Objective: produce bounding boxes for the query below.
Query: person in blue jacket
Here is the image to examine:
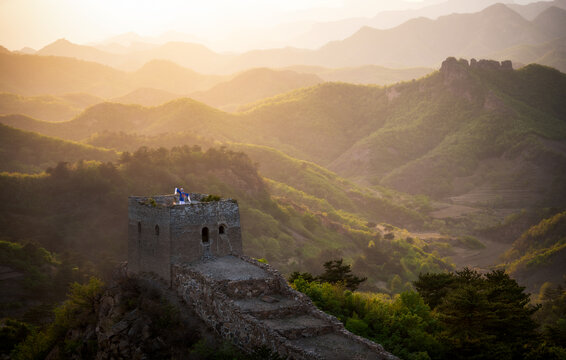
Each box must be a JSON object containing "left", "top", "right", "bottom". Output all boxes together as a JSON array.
[{"left": 175, "top": 187, "right": 191, "bottom": 204}]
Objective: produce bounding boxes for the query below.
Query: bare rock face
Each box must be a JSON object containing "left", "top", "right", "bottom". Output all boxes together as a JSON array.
[
  {"left": 440, "top": 57, "right": 471, "bottom": 84},
  {"left": 469, "top": 58, "right": 513, "bottom": 71},
  {"left": 442, "top": 57, "right": 514, "bottom": 76},
  {"left": 501, "top": 60, "right": 513, "bottom": 70},
  {"left": 439, "top": 57, "right": 514, "bottom": 107}
]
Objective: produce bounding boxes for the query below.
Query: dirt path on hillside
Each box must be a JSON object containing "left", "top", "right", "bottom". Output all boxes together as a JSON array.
[{"left": 449, "top": 238, "right": 512, "bottom": 271}]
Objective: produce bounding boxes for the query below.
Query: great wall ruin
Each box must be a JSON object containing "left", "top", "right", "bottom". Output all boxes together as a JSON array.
[{"left": 128, "top": 193, "right": 397, "bottom": 359}]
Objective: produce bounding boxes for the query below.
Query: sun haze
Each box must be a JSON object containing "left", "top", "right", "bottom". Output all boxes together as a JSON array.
[{"left": 0, "top": 0, "right": 437, "bottom": 51}]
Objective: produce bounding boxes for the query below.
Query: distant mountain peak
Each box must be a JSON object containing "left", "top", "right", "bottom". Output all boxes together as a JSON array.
[
  {"left": 533, "top": 5, "right": 566, "bottom": 22},
  {"left": 51, "top": 38, "right": 73, "bottom": 46},
  {"left": 479, "top": 2, "right": 525, "bottom": 19},
  {"left": 38, "top": 38, "right": 77, "bottom": 52}
]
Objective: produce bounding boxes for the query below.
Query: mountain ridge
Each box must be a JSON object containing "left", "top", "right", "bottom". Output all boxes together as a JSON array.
[{"left": 24, "top": 3, "right": 566, "bottom": 72}]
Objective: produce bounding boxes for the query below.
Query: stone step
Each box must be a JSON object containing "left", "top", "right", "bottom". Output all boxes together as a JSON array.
[
  {"left": 221, "top": 278, "right": 280, "bottom": 299},
  {"left": 260, "top": 315, "right": 335, "bottom": 340},
  {"left": 233, "top": 295, "right": 307, "bottom": 319},
  {"left": 290, "top": 333, "right": 389, "bottom": 360}
]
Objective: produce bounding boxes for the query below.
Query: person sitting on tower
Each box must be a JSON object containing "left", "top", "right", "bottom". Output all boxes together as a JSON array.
[{"left": 175, "top": 187, "right": 191, "bottom": 205}]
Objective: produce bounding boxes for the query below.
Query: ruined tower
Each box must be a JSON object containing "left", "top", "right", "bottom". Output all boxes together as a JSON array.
[{"left": 127, "top": 193, "right": 242, "bottom": 283}]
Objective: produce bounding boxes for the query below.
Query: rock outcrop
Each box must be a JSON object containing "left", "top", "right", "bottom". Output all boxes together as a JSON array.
[{"left": 440, "top": 57, "right": 514, "bottom": 78}]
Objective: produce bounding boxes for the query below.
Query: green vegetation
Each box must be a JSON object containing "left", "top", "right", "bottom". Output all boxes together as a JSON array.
[
  {"left": 4, "top": 63, "right": 565, "bottom": 213},
  {"left": 0, "top": 319, "right": 32, "bottom": 357},
  {"left": 232, "top": 143, "right": 426, "bottom": 229},
  {"left": 501, "top": 211, "right": 566, "bottom": 292},
  {"left": 292, "top": 278, "right": 443, "bottom": 360},
  {"left": 84, "top": 130, "right": 215, "bottom": 153},
  {"left": 414, "top": 269, "right": 540, "bottom": 359},
  {"left": 289, "top": 258, "right": 366, "bottom": 291},
  {"left": 202, "top": 194, "right": 222, "bottom": 202},
  {"left": 293, "top": 267, "right": 562, "bottom": 360},
  {"left": 11, "top": 277, "right": 104, "bottom": 359},
  {"left": 0, "top": 123, "right": 118, "bottom": 173},
  {"left": 0, "top": 241, "right": 58, "bottom": 295},
  {"left": 534, "top": 282, "right": 566, "bottom": 350},
  {"left": 0, "top": 92, "right": 86, "bottom": 122},
  {"left": 0, "top": 143, "right": 451, "bottom": 293},
  {"left": 0, "top": 240, "right": 90, "bottom": 324},
  {"left": 192, "top": 68, "right": 323, "bottom": 112}
]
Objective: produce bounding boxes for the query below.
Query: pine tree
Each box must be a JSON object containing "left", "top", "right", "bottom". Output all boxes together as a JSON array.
[{"left": 317, "top": 259, "right": 367, "bottom": 291}]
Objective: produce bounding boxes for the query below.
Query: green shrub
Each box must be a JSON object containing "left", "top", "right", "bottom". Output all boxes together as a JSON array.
[{"left": 202, "top": 194, "right": 222, "bottom": 202}]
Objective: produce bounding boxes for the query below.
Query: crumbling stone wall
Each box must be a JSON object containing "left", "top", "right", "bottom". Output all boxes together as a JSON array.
[
  {"left": 172, "top": 256, "right": 397, "bottom": 360},
  {"left": 128, "top": 194, "right": 395, "bottom": 359}
]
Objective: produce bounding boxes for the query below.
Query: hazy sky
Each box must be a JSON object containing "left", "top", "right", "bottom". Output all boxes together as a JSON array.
[
  {"left": 0, "top": 0, "right": 539, "bottom": 51},
  {"left": 0, "top": 0, "right": 435, "bottom": 50}
]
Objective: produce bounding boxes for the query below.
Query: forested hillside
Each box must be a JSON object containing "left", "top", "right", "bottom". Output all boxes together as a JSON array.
[
  {"left": 5, "top": 57, "right": 564, "bottom": 211},
  {"left": 0, "top": 143, "right": 453, "bottom": 294},
  {"left": 503, "top": 211, "right": 566, "bottom": 291},
  {"left": 191, "top": 68, "right": 323, "bottom": 112},
  {"left": 0, "top": 124, "right": 117, "bottom": 173},
  {"left": 0, "top": 93, "right": 98, "bottom": 122}
]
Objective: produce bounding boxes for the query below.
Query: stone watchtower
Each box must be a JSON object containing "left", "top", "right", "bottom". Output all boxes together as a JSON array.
[{"left": 127, "top": 193, "right": 242, "bottom": 284}]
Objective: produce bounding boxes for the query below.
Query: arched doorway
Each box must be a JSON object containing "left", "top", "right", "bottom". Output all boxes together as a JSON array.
[{"left": 201, "top": 227, "right": 209, "bottom": 243}]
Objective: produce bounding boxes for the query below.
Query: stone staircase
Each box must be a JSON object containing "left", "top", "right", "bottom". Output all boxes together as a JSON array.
[{"left": 172, "top": 255, "right": 397, "bottom": 360}]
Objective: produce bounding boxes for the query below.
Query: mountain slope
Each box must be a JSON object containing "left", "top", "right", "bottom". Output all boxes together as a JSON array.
[
  {"left": 490, "top": 36, "right": 566, "bottom": 72},
  {"left": 36, "top": 38, "right": 122, "bottom": 67},
  {"left": 36, "top": 40, "right": 231, "bottom": 72},
  {"left": 503, "top": 211, "right": 566, "bottom": 292},
  {"left": 237, "top": 82, "right": 388, "bottom": 164},
  {"left": 191, "top": 68, "right": 323, "bottom": 112},
  {"left": 531, "top": 6, "right": 566, "bottom": 39},
  {"left": 330, "top": 59, "right": 566, "bottom": 205},
  {"left": 229, "top": 143, "right": 426, "bottom": 228},
  {"left": 4, "top": 58, "right": 566, "bottom": 210},
  {"left": 285, "top": 65, "right": 433, "bottom": 85},
  {"left": 0, "top": 53, "right": 225, "bottom": 98},
  {"left": 130, "top": 59, "right": 226, "bottom": 94},
  {"left": 0, "top": 52, "right": 129, "bottom": 97},
  {"left": 316, "top": 4, "right": 548, "bottom": 68},
  {"left": 0, "top": 93, "right": 85, "bottom": 122},
  {"left": 508, "top": 0, "right": 566, "bottom": 21},
  {"left": 0, "top": 123, "right": 117, "bottom": 173},
  {"left": 110, "top": 88, "right": 181, "bottom": 107},
  {"left": 0, "top": 99, "right": 234, "bottom": 141}
]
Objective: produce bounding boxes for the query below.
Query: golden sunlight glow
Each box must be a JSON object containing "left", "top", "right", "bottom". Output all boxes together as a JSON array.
[{"left": 0, "top": 0, "right": 433, "bottom": 51}]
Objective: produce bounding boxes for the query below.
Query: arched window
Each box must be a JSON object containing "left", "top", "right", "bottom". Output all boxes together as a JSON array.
[
  {"left": 138, "top": 222, "right": 142, "bottom": 233},
  {"left": 155, "top": 224, "right": 160, "bottom": 236},
  {"left": 219, "top": 225, "right": 225, "bottom": 234},
  {"left": 202, "top": 227, "right": 209, "bottom": 243}
]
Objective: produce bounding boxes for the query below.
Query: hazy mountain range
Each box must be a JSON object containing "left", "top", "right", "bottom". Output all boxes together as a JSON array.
[
  {"left": 4, "top": 58, "right": 565, "bottom": 209},
  {"left": 0, "top": 51, "right": 431, "bottom": 112},
  {"left": 21, "top": 2, "right": 565, "bottom": 73}
]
